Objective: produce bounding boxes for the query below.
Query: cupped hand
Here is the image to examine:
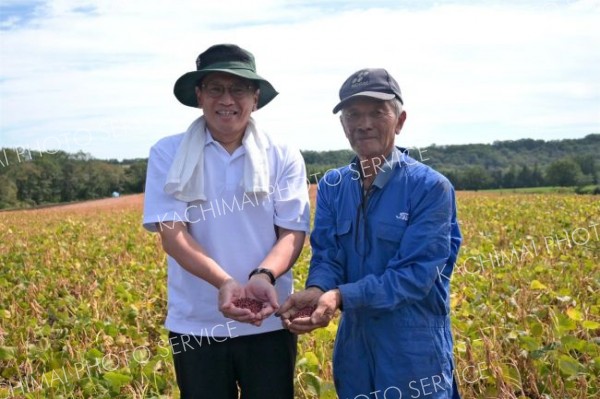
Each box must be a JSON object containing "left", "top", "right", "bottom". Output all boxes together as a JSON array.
[
  {"left": 244, "top": 276, "right": 280, "bottom": 326},
  {"left": 218, "top": 279, "right": 258, "bottom": 324},
  {"left": 278, "top": 287, "right": 331, "bottom": 334}
]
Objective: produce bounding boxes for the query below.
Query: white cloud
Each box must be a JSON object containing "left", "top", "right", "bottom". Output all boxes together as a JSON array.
[{"left": 1, "top": 0, "right": 599, "bottom": 159}]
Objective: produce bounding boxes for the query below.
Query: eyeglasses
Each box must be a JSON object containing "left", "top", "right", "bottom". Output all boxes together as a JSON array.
[{"left": 201, "top": 83, "right": 256, "bottom": 99}]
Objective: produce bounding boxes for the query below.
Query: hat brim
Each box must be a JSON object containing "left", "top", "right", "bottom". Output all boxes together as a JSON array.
[
  {"left": 173, "top": 68, "right": 278, "bottom": 110},
  {"left": 332, "top": 91, "right": 397, "bottom": 114}
]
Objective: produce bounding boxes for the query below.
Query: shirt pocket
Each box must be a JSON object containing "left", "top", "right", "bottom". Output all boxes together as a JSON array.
[
  {"left": 336, "top": 219, "right": 352, "bottom": 236},
  {"left": 375, "top": 220, "right": 407, "bottom": 241},
  {"left": 333, "top": 219, "right": 352, "bottom": 264},
  {"left": 374, "top": 221, "right": 407, "bottom": 255}
]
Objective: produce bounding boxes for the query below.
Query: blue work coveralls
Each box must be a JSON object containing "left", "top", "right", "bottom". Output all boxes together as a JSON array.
[{"left": 306, "top": 148, "right": 462, "bottom": 399}]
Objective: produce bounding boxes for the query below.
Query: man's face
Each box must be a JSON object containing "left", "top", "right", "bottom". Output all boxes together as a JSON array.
[
  {"left": 195, "top": 72, "right": 259, "bottom": 141},
  {"left": 340, "top": 97, "right": 406, "bottom": 160}
]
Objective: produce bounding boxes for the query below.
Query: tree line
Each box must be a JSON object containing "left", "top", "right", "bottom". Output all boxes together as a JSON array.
[
  {"left": 1, "top": 134, "right": 598, "bottom": 209},
  {"left": 0, "top": 149, "right": 147, "bottom": 209},
  {"left": 427, "top": 134, "right": 599, "bottom": 191},
  {"left": 304, "top": 134, "right": 599, "bottom": 192}
]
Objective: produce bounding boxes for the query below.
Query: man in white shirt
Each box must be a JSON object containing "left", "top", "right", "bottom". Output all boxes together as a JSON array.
[{"left": 143, "top": 43, "right": 310, "bottom": 399}]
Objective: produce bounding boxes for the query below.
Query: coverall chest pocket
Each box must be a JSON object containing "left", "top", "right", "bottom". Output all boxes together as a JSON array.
[
  {"left": 333, "top": 219, "right": 352, "bottom": 262},
  {"left": 335, "top": 219, "right": 352, "bottom": 240},
  {"left": 374, "top": 221, "right": 407, "bottom": 257}
]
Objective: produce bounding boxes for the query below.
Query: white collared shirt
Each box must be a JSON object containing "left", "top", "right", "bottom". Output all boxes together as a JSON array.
[{"left": 143, "top": 127, "right": 310, "bottom": 337}]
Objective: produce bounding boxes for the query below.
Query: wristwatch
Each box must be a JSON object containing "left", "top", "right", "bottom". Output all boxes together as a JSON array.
[{"left": 248, "top": 268, "right": 276, "bottom": 285}]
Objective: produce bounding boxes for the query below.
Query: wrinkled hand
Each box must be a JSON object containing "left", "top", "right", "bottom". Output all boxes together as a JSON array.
[
  {"left": 278, "top": 287, "right": 340, "bottom": 334},
  {"left": 310, "top": 289, "right": 341, "bottom": 327},
  {"left": 218, "top": 279, "right": 259, "bottom": 324},
  {"left": 244, "top": 276, "right": 280, "bottom": 326}
]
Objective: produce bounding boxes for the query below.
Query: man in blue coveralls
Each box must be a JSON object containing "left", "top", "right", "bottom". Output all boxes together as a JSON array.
[{"left": 278, "top": 68, "right": 462, "bottom": 399}]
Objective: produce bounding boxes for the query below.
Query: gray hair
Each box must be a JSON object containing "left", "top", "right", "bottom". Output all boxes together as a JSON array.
[{"left": 391, "top": 99, "right": 403, "bottom": 116}]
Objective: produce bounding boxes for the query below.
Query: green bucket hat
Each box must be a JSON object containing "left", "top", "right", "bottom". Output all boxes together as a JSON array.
[{"left": 173, "top": 44, "right": 278, "bottom": 110}]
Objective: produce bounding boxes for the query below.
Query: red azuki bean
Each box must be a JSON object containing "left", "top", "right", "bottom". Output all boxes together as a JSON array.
[
  {"left": 233, "top": 298, "right": 264, "bottom": 313},
  {"left": 290, "top": 305, "right": 317, "bottom": 321}
]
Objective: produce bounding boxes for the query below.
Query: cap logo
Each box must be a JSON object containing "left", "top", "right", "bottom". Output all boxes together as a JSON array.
[{"left": 351, "top": 70, "right": 370, "bottom": 87}]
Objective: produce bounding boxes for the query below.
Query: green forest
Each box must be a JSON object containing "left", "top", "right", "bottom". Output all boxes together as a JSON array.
[
  {"left": 304, "top": 134, "right": 599, "bottom": 192},
  {"left": 1, "top": 134, "right": 598, "bottom": 209}
]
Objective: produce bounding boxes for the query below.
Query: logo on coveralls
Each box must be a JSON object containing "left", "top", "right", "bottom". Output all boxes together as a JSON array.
[{"left": 395, "top": 212, "right": 409, "bottom": 221}]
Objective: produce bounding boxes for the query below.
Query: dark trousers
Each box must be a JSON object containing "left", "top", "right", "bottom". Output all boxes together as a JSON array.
[{"left": 169, "top": 329, "right": 297, "bottom": 399}]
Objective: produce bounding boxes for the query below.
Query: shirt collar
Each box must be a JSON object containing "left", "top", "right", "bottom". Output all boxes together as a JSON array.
[
  {"left": 351, "top": 147, "right": 403, "bottom": 190},
  {"left": 372, "top": 147, "right": 403, "bottom": 189},
  {"left": 204, "top": 126, "right": 246, "bottom": 158},
  {"left": 204, "top": 126, "right": 215, "bottom": 146}
]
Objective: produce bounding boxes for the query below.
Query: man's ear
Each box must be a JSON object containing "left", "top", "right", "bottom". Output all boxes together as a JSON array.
[
  {"left": 195, "top": 86, "right": 202, "bottom": 108},
  {"left": 253, "top": 89, "right": 260, "bottom": 111},
  {"left": 395, "top": 111, "right": 407, "bottom": 134},
  {"left": 340, "top": 115, "right": 351, "bottom": 140}
]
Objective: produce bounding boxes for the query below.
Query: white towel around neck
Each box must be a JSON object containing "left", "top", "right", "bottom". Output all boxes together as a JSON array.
[{"left": 164, "top": 116, "right": 270, "bottom": 202}]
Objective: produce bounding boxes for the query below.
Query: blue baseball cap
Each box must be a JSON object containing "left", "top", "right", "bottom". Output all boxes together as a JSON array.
[{"left": 332, "top": 68, "right": 403, "bottom": 114}]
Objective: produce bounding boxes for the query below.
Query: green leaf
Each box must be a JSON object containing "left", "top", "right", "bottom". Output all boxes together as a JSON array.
[
  {"left": 530, "top": 280, "right": 547, "bottom": 290},
  {"left": 519, "top": 336, "right": 540, "bottom": 351},
  {"left": 104, "top": 323, "right": 119, "bottom": 337},
  {"left": 566, "top": 308, "right": 584, "bottom": 321},
  {"left": 582, "top": 320, "right": 600, "bottom": 330},
  {"left": 303, "top": 351, "right": 319, "bottom": 371},
  {"left": 302, "top": 372, "right": 322, "bottom": 396},
  {"left": 556, "top": 313, "right": 577, "bottom": 334},
  {"left": 560, "top": 335, "right": 586, "bottom": 351},
  {"left": 529, "top": 321, "right": 544, "bottom": 337},
  {"left": 85, "top": 348, "right": 104, "bottom": 361},
  {"left": 0, "top": 346, "right": 16, "bottom": 360},
  {"left": 103, "top": 371, "right": 132, "bottom": 389},
  {"left": 558, "top": 355, "right": 583, "bottom": 376}
]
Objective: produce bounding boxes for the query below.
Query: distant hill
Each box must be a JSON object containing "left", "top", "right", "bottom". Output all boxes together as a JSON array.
[
  {"left": 1, "top": 134, "right": 598, "bottom": 209},
  {"left": 423, "top": 134, "right": 600, "bottom": 171},
  {"left": 302, "top": 134, "right": 599, "bottom": 170},
  {"left": 302, "top": 134, "right": 599, "bottom": 192}
]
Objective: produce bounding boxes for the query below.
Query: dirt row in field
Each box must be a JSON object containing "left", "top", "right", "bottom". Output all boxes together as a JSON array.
[
  {"left": 2, "top": 194, "right": 144, "bottom": 214},
  {"left": 4, "top": 185, "right": 319, "bottom": 214}
]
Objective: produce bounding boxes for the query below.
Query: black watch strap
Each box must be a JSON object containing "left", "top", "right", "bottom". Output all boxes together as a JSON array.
[{"left": 249, "top": 268, "right": 276, "bottom": 285}]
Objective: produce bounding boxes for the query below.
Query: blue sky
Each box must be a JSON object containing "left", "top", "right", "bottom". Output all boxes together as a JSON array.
[{"left": 1, "top": 0, "right": 599, "bottom": 160}]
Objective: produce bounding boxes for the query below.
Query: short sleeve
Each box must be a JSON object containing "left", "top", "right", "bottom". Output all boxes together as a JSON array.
[
  {"left": 142, "top": 137, "right": 188, "bottom": 232},
  {"left": 272, "top": 147, "right": 310, "bottom": 233}
]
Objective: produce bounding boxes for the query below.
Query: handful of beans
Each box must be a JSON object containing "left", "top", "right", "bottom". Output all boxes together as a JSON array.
[
  {"left": 289, "top": 305, "right": 317, "bottom": 321},
  {"left": 233, "top": 298, "right": 264, "bottom": 313}
]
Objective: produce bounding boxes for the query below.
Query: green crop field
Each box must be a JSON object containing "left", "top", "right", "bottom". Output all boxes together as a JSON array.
[{"left": 1, "top": 192, "right": 598, "bottom": 398}]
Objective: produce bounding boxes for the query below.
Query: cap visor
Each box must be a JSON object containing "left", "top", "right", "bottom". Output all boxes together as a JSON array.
[{"left": 332, "top": 91, "right": 396, "bottom": 113}]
